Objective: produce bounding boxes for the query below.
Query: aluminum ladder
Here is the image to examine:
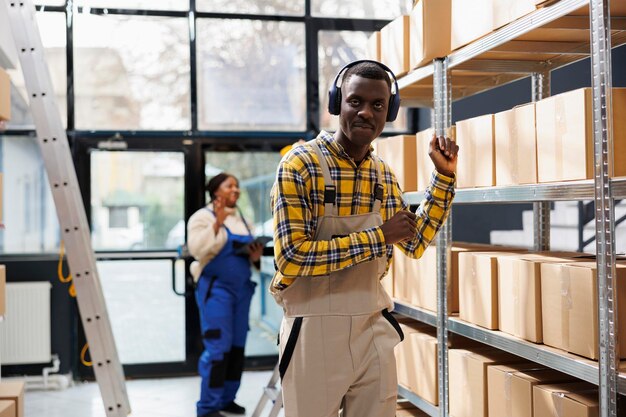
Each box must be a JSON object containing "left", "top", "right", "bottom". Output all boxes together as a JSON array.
[
  {"left": 1, "top": 0, "right": 131, "bottom": 415},
  {"left": 251, "top": 362, "right": 283, "bottom": 417}
]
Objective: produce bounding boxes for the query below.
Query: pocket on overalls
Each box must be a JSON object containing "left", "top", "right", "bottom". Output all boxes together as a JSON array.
[
  {"left": 371, "top": 311, "right": 402, "bottom": 401},
  {"left": 382, "top": 308, "right": 404, "bottom": 342}
]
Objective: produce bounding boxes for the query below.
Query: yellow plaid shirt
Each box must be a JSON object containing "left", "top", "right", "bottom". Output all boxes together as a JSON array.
[{"left": 270, "top": 130, "right": 455, "bottom": 290}]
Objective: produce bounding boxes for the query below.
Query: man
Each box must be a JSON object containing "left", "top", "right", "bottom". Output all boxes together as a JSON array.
[{"left": 270, "top": 60, "right": 458, "bottom": 417}]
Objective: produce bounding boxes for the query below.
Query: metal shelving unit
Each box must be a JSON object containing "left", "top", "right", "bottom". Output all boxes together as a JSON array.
[
  {"left": 397, "top": 385, "right": 438, "bottom": 417},
  {"left": 393, "top": 1, "right": 623, "bottom": 416}
]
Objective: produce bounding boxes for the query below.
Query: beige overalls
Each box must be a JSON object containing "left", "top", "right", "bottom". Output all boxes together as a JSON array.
[{"left": 273, "top": 141, "right": 405, "bottom": 417}]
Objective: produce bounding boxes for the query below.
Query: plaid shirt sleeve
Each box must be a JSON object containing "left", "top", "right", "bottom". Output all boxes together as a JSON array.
[
  {"left": 389, "top": 169, "right": 456, "bottom": 259},
  {"left": 271, "top": 158, "right": 386, "bottom": 284}
]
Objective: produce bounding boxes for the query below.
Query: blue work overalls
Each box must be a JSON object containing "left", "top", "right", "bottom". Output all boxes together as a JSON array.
[{"left": 194, "top": 210, "right": 256, "bottom": 417}]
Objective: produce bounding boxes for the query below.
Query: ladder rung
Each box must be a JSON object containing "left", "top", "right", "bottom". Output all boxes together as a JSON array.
[{"left": 263, "top": 387, "right": 280, "bottom": 401}]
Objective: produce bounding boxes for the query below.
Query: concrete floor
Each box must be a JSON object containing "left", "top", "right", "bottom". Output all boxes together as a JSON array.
[{"left": 23, "top": 370, "right": 276, "bottom": 417}]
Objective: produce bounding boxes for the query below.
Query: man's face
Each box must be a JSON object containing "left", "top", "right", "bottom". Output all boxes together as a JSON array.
[{"left": 338, "top": 75, "right": 391, "bottom": 147}]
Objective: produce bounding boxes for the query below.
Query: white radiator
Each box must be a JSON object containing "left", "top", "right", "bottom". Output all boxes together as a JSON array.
[{"left": 0, "top": 282, "right": 52, "bottom": 365}]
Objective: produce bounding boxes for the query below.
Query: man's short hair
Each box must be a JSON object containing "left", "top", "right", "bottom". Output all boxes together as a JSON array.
[{"left": 342, "top": 61, "right": 392, "bottom": 91}]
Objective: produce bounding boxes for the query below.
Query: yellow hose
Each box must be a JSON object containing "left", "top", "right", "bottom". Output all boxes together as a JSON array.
[{"left": 80, "top": 343, "right": 93, "bottom": 367}]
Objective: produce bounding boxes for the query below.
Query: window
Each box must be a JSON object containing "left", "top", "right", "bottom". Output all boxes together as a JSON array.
[
  {"left": 318, "top": 30, "right": 408, "bottom": 133},
  {"left": 74, "top": 14, "right": 190, "bottom": 130},
  {"left": 0, "top": 135, "right": 59, "bottom": 253},
  {"left": 204, "top": 151, "right": 280, "bottom": 232},
  {"left": 75, "top": 0, "right": 189, "bottom": 11},
  {"left": 196, "top": 19, "right": 306, "bottom": 131},
  {"left": 91, "top": 151, "right": 184, "bottom": 251},
  {"left": 312, "top": 0, "right": 411, "bottom": 19},
  {"left": 197, "top": 0, "right": 304, "bottom": 15},
  {"left": 7, "top": 12, "right": 67, "bottom": 130},
  {"left": 97, "top": 259, "right": 186, "bottom": 364},
  {"left": 108, "top": 207, "right": 129, "bottom": 229},
  {"left": 204, "top": 151, "right": 282, "bottom": 356}
]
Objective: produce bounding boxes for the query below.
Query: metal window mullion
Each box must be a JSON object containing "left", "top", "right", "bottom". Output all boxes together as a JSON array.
[
  {"left": 65, "top": 0, "right": 74, "bottom": 130},
  {"left": 189, "top": 0, "right": 197, "bottom": 131},
  {"left": 433, "top": 57, "right": 451, "bottom": 417},
  {"left": 532, "top": 71, "right": 551, "bottom": 251},
  {"left": 590, "top": 0, "right": 619, "bottom": 416}
]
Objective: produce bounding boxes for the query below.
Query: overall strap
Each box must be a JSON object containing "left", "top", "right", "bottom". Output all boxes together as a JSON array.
[
  {"left": 370, "top": 154, "right": 384, "bottom": 213},
  {"left": 237, "top": 207, "right": 253, "bottom": 237},
  {"left": 310, "top": 139, "right": 338, "bottom": 216}
]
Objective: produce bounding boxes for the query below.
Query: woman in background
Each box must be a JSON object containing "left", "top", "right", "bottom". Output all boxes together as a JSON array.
[{"left": 187, "top": 173, "right": 263, "bottom": 417}]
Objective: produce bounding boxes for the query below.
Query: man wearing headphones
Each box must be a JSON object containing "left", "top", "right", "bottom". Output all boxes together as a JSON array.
[{"left": 270, "top": 60, "right": 458, "bottom": 417}]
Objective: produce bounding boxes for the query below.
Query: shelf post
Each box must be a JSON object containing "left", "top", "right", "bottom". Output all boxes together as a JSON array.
[
  {"left": 433, "top": 57, "right": 451, "bottom": 417},
  {"left": 531, "top": 71, "right": 551, "bottom": 251},
  {"left": 589, "top": 0, "right": 620, "bottom": 416}
]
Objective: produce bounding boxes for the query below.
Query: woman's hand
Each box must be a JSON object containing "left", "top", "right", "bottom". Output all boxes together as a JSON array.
[
  {"left": 248, "top": 242, "right": 264, "bottom": 262},
  {"left": 213, "top": 196, "right": 235, "bottom": 234}
]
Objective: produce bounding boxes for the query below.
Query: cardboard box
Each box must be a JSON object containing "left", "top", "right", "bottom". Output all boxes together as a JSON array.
[
  {"left": 0, "top": 265, "right": 5, "bottom": 317},
  {"left": 451, "top": 0, "right": 537, "bottom": 50},
  {"left": 416, "top": 127, "right": 456, "bottom": 191},
  {"left": 366, "top": 31, "right": 381, "bottom": 61},
  {"left": 396, "top": 403, "right": 430, "bottom": 417},
  {"left": 0, "top": 382, "right": 24, "bottom": 417},
  {"left": 396, "top": 327, "right": 481, "bottom": 408},
  {"left": 497, "top": 254, "right": 543, "bottom": 342},
  {"left": 455, "top": 114, "right": 496, "bottom": 188},
  {"left": 403, "top": 251, "right": 422, "bottom": 309},
  {"left": 495, "top": 103, "right": 538, "bottom": 186},
  {"left": 570, "top": 2, "right": 626, "bottom": 16},
  {"left": 493, "top": 0, "right": 536, "bottom": 31},
  {"left": 393, "top": 247, "right": 410, "bottom": 303},
  {"left": 536, "top": 88, "right": 626, "bottom": 182},
  {"left": 411, "top": 331, "right": 439, "bottom": 406},
  {"left": 458, "top": 252, "right": 501, "bottom": 330},
  {"left": 376, "top": 135, "right": 418, "bottom": 192},
  {"left": 409, "top": 0, "right": 452, "bottom": 69},
  {"left": 0, "top": 68, "right": 10, "bottom": 122},
  {"left": 381, "top": 258, "right": 393, "bottom": 298},
  {"left": 412, "top": 242, "right": 507, "bottom": 314},
  {"left": 416, "top": 128, "right": 435, "bottom": 191},
  {"left": 405, "top": 329, "right": 439, "bottom": 406},
  {"left": 533, "top": 382, "right": 598, "bottom": 417},
  {"left": 497, "top": 252, "right": 586, "bottom": 343},
  {"left": 395, "top": 322, "right": 430, "bottom": 391},
  {"left": 449, "top": 348, "right": 523, "bottom": 417},
  {"left": 0, "top": 401, "right": 15, "bottom": 417},
  {"left": 381, "top": 15, "right": 411, "bottom": 76},
  {"left": 488, "top": 363, "right": 573, "bottom": 417},
  {"left": 451, "top": 0, "right": 493, "bottom": 50},
  {"left": 541, "top": 261, "right": 626, "bottom": 360}
]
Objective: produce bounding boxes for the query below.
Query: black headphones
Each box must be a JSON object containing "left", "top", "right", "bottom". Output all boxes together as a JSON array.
[{"left": 327, "top": 59, "right": 401, "bottom": 122}]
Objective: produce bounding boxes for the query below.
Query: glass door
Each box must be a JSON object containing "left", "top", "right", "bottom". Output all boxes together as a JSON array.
[
  {"left": 86, "top": 150, "right": 192, "bottom": 376},
  {"left": 204, "top": 150, "right": 282, "bottom": 359}
]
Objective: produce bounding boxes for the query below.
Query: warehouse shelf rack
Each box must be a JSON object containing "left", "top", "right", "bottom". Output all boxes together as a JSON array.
[
  {"left": 397, "top": 0, "right": 626, "bottom": 107},
  {"left": 405, "top": 177, "right": 626, "bottom": 205},
  {"left": 393, "top": 0, "right": 623, "bottom": 416},
  {"left": 398, "top": 385, "right": 438, "bottom": 417},
  {"left": 395, "top": 298, "right": 626, "bottom": 394}
]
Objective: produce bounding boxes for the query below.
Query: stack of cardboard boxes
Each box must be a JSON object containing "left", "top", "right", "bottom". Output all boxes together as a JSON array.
[
  {"left": 0, "top": 382, "right": 24, "bottom": 417},
  {"left": 376, "top": 0, "right": 553, "bottom": 78},
  {"left": 377, "top": 1, "right": 626, "bottom": 78},
  {"left": 450, "top": 87, "right": 626, "bottom": 189},
  {"left": 0, "top": 266, "right": 21, "bottom": 417}
]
